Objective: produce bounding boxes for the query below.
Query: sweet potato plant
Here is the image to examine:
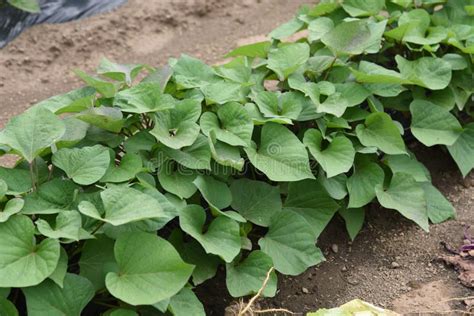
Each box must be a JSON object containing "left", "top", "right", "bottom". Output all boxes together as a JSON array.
[{"left": 0, "top": 0, "right": 472, "bottom": 315}]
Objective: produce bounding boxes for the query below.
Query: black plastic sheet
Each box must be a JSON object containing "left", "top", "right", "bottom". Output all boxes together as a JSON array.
[{"left": 0, "top": 0, "right": 127, "bottom": 48}]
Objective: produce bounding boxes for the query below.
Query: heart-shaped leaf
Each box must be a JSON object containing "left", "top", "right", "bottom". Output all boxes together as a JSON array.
[
  {"left": 106, "top": 232, "right": 194, "bottom": 305},
  {"left": 23, "top": 273, "right": 94, "bottom": 316},
  {"left": 230, "top": 179, "right": 282, "bottom": 227},
  {"left": 356, "top": 112, "right": 406, "bottom": 154},
  {"left": 52, "top": 145, "right": 110, "bottom": 185},
  {"left": 179, "top": 205, "right": 241, "bottom": 263},
  {"left": 304, "top": 129, "right": 355, "bottom": 178},
  {"left": 200, "top": 102, "right": 253, "bottom": 147},
  {"left": 0, "top": 215, "right": 60, "bottom": 287},
  {"left": 448, "top": 123, "right": 474, "bottom": 177},
  {"left": 244, "top": 123, "right": 314, "bottom": 182},
  {"left": 0, "top": 107, "right": 65, "bottom": 162},
  {"left": 258, "top": 210, "right": 325, "bottom": 275},
  {"left": 151, "top": 99, "right": 202, "bottom": 149},
  {"left": 226, "top": 250, "right": 277, "bottom": 297},
  {"left": 267, "top": 43, "right": 310, "bottom": 80},
  {"left": 284, "top": 179, "right": 340, "bottom": 239},
  {"left": 78, "top": 186, "right": 164, "bottom": 226},
  {"left": 410, "top": 99, "right": 462, "bottom": 146},
  {"left": 375, "top": 173, "right": 428, "bottom": 231},
  {"left": 114, "top": 82, "right": 175, "bottom": 113}
]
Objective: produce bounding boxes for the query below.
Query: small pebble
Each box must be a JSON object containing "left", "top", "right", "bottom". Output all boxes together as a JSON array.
[
  {"left": 331, "top": 244, "right": 339, "bottom": 253},
  {"left": 391, "top": 261, "right": 400, "bottom": 269},
  {"left": 302, "top": 287, "right": 309, "bottom": 294},
  {"left": 341, "top": 265, "right": 348, "bottom": 272}
]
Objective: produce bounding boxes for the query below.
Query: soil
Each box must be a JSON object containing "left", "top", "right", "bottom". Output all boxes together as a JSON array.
[{"left": 0, "top": 0, "right": 473, "bottom": 315}]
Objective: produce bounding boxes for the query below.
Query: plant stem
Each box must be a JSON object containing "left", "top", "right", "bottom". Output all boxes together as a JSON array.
[
  {"left": 91, "top": 221, "right": 106, "bottom": 235},
  {"left": 323, "top": 56, "right": 337, "bottom": 81},
  {"left": 29, "top": 161, "right": 37, "bottom": 191}
]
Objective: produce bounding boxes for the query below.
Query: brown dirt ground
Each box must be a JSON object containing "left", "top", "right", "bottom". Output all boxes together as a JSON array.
[{"left": 0, "top": 0, "right": 473, "bottom": 315}]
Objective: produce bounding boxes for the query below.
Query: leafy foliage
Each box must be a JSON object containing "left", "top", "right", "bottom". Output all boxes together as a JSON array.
[{"left": 0, "top": 0, "right": 472, "bottom": 313}]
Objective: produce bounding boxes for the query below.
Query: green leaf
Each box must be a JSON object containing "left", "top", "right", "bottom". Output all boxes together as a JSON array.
[
  {"left": 225, "top": 41, "right": 271, "bottom": 58},
  {"left": 36, "top": 211, "right": 84, "bottom": 241},
  {"left": 396, "top": 56, "right": 452, "bottom": 90},
  {"left": 200, "top": 102, "right": 253, "bottom": 147},
  {"left": 171, "top": 54, "right": 218, "bottom": 89},
  {"left": 0, "top": 107, "right": 65, "bottom": 162},
  {"left": 347, "top": 157, "right": 385, "bottom": 208},
  {"left": 97, "top": 57, "right": 144, "bottom": 85},
  {"left": 244, "top": 123, "right": 314, "bottom": 182},
  {"left": 384, "top": 154, "right": 431, "bottom": 182},
  {"left": 341, "top": 0, "right": 384, "bottom": 16},
  {"left": 179, "top": 205, "right": 241, "bottom": 262},
  {"left": 151, "top": 99, "right": 201, "bottom": 149},
  {"left": 0, "top": 297, "right": 18, "bottom": 316},
  {"left": 0, "top": 215, "right": 60, "bottom": 287},
  {"left": 317, "top": 171, "right": 348, "bottom": 200},
  {"left": 100, "top": 153, "right": 143, "bottom": 183},
  {"left": 226, "top": 250, "right": 277, "bottom": 298},
  {"left": 0, "top": 198, "right": 24, "bottom": 223},
  {"left": 410, "top": 100, "right": 462, "bottom": 147},
  {"left": 308, "top": 17, "right": 334, "bottom": 42},
  {"left": 22, "top": 179, "right": 78, "bottom": 215},
  {"left": 356, "top": 112, "right": 406, "bottom": 154},
  {"left": 106, "top": 232, "right": 194, "bottom": 305},
  {"left": 159, "top": 165, "right": 196, "bottom": 201},
  {"left": 422, "top": 182, "right": 455, "bottom": 224},
  {"left": 75, "top": 70, "right": 118, "bottom": 98},
  {"left": 170, "top": 236, "right": 219, "bottom": 286},
  {"left": 78, "top": 186, "right": 164, "bottom": 226},
  {"left": 304, "top": 129, "right": 355, "bottom": 178},
  {"left": 351, "top": 61, "right": 405, "bottom": 85},
  {"left": 33, "top": 87, "right": 95, "bottom": 114},
  {"left": 308, "top": 1, "right": 340, "bottom": 16},
  {"left": 123, "top": 130, "right": 156, "bottom": 153},
  {"left": 386, "top": 9, "right": 447, "bottom": 45},
  {"left": 253, "top": 91, "right": 303, "bottom": 121},
  {"left": 58, "top": 117, "right": 89, "bottom": 148},
  {"left": 339, "top": 207, "right": 365, "bottom": 241},
  {"left": 375, "top": 173, "right": 428, "bottom": 231},
  {"left": 7, "top": 0, "right": 40, "bottom": 12},
  {"left": 48, "top": 247, "right": 68, "bottom": 288},
  {"left": 108, "top": 309, "right": 138, "bottom": 316},
  {"left": 284, "top": 179, "right": 340, "bottom": 239},
  {"left": 77, "top": 106, "right": 124, "bottom": 133},
  {"left": 321, "top": 20, "right": 377, "bottom": 55},
  {"left": 230, "top": 179, "right": 282, "bottom": 227},
  {"left": 168, "top": 288, "right": 205, "bottom": 316},
  {"left": 258, "top": 210, "right": 325, "bottom": 275},
  {"left": 442, "top": 54, "right": 468, "bottom": 70},
  {"left": 52, "top": 145, "right": 111, "bottom": 185},
  {"left": 0, "top": 289, "right": 10, "bottom": 299},
  {"left": 79, "top": 236, "right": 116, "bottom": 290},
  {"left": 316, "top": 83, "right": 371, "bottom": 117},
  {"left": 23, "top": 274, "right": 95, "bottom": 316},
  {"left": 193, "top": 175, "right": 232, "bottom": 210},
  {"left": 214, "top": 57, "right": 252, "bottom": 84},
  {"left": 267, "top": 43, "right": 310, "bottom": 80},
  {"left": 208, "top": 133, "right": 245, "bottom": 171},
  {"left": 161, "top": 135, "right": 211, "bottom": 170},
  {"left": 201, "top": 81, "right": 245, "bottom": 105},
  {"left": 448, "top": 123, "right": 474, "bottom": 177},
  {"left": 114, "top": 82, "right": 175, "bottom": 113},
  {"left": 269, "top": 17, "right": 305, "bottom": 39},
  {"left": 0, "top": 167, "right": 32, "bottom": 194}
]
